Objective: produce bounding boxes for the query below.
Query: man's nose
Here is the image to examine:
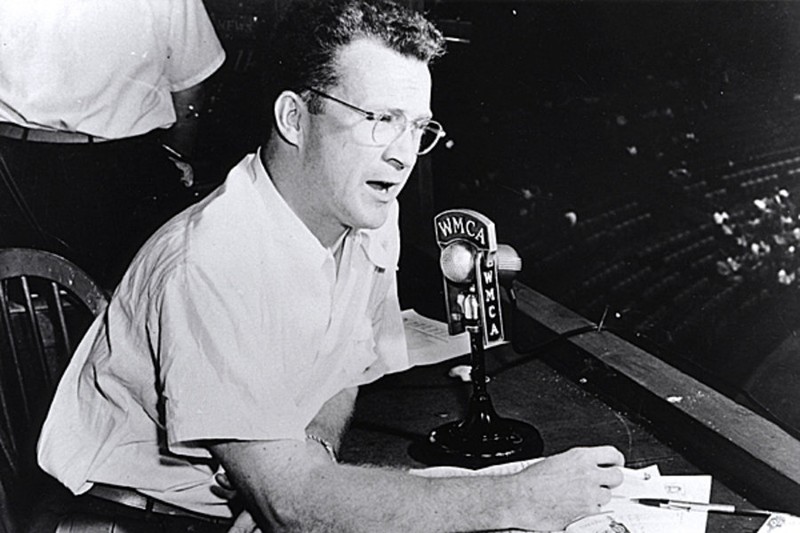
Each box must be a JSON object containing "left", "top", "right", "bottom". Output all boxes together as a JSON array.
[{"left": 383, "top": 126, "right": 418, "bottom": 170}]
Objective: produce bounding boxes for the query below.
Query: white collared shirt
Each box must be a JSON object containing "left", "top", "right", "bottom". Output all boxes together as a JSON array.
[
  {"left": 37, "top": 152, "right": 410, "bottom": 517},
  {"left": 0, "top": 0, "right": 225, "bottom": 139}
]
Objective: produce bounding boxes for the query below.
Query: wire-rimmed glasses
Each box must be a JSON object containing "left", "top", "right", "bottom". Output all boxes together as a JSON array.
[{"left": 306, "top": 88, "right": 446, "bottom": 155}]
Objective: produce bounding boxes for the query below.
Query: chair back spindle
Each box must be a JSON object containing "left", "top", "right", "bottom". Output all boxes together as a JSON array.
[{"left": 0, "top": 248, "right": 108, "bottom": 532}]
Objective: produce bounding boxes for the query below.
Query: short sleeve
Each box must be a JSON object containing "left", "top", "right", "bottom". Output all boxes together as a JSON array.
[
  {"left": 154, "top": 263, "right": 309, "bottom": 459},
  {"left": 166, "top": 0, "right": 226, "bottom": 92}
]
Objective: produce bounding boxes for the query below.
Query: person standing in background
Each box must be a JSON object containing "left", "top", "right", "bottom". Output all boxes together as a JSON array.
[{"left": 0, "top": 0, "right": 225, "bottom": 288}]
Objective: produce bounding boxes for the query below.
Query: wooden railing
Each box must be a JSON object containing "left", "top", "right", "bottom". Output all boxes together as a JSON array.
[{"left": 512, "top": 281, "right": 800, "bottom": 514}]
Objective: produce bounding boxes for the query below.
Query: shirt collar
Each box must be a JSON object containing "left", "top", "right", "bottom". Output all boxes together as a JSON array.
[{"left": 353, "top": 225, "right": 394, "bottom": 270}]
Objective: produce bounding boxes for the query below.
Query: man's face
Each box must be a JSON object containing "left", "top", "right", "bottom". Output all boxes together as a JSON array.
[{"left": 301, "top": 39, "right": 433, "bottom": 237}]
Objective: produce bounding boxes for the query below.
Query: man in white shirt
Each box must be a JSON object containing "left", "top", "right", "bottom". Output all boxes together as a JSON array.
[
  {"left": 37, "top": 1, "right": 625, "bottom": 531},
  {"left": 0, "top": 0, "right": 225, "bottom": 288}
]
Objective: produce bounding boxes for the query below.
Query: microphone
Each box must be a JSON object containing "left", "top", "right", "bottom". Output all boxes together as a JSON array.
[
  {"left": 440, "top": 242, "right": 521, "bottom": 286},
  {"left": 434, "top": 209, "right": 506, "bottom": 346},
  {"left": 434, "top": 210, "right": 523, "bottom": 346},
  {"left": 409, "top": 209, "right": 543, "bottom": 468}
]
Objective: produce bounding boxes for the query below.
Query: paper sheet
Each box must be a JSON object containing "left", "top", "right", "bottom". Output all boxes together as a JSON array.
[
  {"left": 402, "top": 309, "right": 472, "bottom": 366},
  {"left": 409, "top": 457, "right": 543, "bottom": 478},
  {"left": 410, "top": 459, "right": 713, "bottom": 533}
]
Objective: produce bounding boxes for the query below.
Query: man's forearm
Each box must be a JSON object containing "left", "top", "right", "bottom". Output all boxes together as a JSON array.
[
  {"left": 213, "top": 440, "right": 624, "bottom": 532},
  {"left": 282, "top": 461, "right": 519, "bottom": 532},
  {"left": 212, "top": 439, "right": 519, "bottom": 533}
]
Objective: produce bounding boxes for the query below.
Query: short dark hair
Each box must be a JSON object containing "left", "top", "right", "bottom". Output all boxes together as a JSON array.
[{"left": 264, "top": 0, "right": 446, "bottom": 113}]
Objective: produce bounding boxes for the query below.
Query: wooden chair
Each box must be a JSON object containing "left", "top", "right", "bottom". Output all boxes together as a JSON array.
[{"left": 0, "top": 248, "right": 108, "bottom": 532}]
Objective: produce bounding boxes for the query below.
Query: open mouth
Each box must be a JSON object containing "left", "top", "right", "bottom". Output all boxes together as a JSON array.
[{"left": 367, "top": 180, "right": 395, "bottom": 193}]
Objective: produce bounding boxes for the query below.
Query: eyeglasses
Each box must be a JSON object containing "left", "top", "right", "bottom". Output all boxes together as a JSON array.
[{"left": 306, "top": 88, "right": 446, "bottom": 155}]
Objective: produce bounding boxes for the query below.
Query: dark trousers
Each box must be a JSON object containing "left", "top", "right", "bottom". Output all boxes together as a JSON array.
[
  {"left": 25, "top": 489, "right": 233, "bottom": 533},
  {"left": 0, "top": 133, "right": 196, "bottom": 290}
]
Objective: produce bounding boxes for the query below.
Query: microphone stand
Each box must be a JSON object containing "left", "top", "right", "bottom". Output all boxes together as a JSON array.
[{"left": 410, "top": 288, "right": 544, "bottom": 469}]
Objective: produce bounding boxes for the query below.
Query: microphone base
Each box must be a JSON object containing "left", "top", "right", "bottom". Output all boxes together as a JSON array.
[{"left": 409, "top": 396, "right": 544, "bottom": 469}]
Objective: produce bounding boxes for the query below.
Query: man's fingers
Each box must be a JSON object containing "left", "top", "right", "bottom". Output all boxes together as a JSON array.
[
  {"left": 216, "top": 472, "right": 234, "bottom": 490},
  {"left": 211, "top": 472, "right": 238, "bottom": 500},
  {"left": 593, "top": 445, "right": 625, "bottom": 467},
  {"left": 598, "top": 465, "right": 624, "bottom": 489},
  {"left": 210, "top": 484, "right": 237, "bottom": 500}
]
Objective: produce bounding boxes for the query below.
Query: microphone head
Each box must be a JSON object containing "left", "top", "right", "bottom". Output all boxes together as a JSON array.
[
  {"left": 441, "top": 242, "right": 522, "bottom": 285},
  {"left": 496, "top": 244, "right": 522, "bottom": 273},
  {"left": 440, "top": 241, "right": 476, "bottom": 284},
  {"left": 497, "top": 244, "right": 522, "bottom": 286}
]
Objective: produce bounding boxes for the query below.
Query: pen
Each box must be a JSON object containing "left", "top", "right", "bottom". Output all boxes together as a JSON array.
[{"left": 631, "top": 498, "right": 774, "bottom": 518}]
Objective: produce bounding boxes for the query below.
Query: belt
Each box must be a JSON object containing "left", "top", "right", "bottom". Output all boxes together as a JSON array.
[
  {"left": 0, "top": 122, "right": 109, "bottom": 143},
  {"left": 87, "top": 483, "right": 231, "bottom": 524}
]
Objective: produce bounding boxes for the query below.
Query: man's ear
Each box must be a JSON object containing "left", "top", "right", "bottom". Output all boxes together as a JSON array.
[{"left": 273, "top": 90, "right": 305, "bottom": 146}]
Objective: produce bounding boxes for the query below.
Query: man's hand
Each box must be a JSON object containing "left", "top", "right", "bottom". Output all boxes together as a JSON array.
[
  {"left": 162, "top": 144, "right": 195, "bottom": 187},
  {"left": 512, "top": 445, "right": 625, "bottom": 532}
]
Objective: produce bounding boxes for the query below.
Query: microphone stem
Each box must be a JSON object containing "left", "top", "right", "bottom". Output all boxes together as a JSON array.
[
  {"left": 463, "top": 292, "right": 488, "bottom": 398},
  {"left": 469, "top": 325, "right": 488, "bottom": 398}
]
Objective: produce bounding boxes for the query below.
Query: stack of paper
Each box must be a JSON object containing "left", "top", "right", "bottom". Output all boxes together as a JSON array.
[{"left": 402, "top": 309, "right": 472, "bottom": 367}]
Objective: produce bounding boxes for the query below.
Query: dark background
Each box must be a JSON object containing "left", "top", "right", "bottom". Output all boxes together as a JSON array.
[{"left": 198, "top": 0, "right": 800, "bottom": 439}]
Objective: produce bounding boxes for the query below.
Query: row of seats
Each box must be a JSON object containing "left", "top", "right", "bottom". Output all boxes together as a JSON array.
[
  {"left": 721, "top": 155, "right": 800, "bottom": 181},
  {"left": 486, "top": 71, "right": 800, "bottom": 367},
  {"left": 691, "top": 93, "right": 800, "bottom": 162},
  {"left": 517, "top": 161, "right": 798, "bottom": 357}
]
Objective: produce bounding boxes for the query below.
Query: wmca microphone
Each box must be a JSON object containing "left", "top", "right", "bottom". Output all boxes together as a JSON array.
[
  {"left": 435, "top": 209, "right": 508, "bottom": 348},
  {"left": 410, "top": 209, "right": 543, "bottom": 469}
]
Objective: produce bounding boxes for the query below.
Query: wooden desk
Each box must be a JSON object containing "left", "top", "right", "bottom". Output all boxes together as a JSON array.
[{"left": 340, "top": 321, "right": 771, "bottom": 532}]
